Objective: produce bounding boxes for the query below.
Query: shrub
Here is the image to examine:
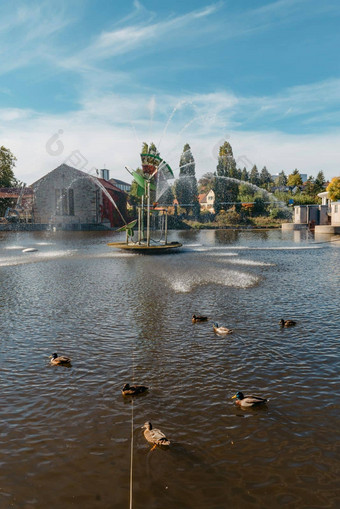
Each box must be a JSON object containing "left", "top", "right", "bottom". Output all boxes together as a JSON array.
[
  {"left": 269, "top": 208, "right": 292, "bottom": 220},
  {"left": 199, "top": 210, "right": 215, "bottom": 223},
  {"left": 216, "top": 209, "right": 242, "bottom": 226}
]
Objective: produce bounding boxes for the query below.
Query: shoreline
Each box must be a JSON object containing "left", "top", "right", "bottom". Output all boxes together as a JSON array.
[{"left": 0, "top": 223, "right": 283, "bottom": 232}]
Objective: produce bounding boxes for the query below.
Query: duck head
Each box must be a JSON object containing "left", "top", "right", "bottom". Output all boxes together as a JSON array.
[
  {"left": 232, "top": 391, "right": 244, "bottom": 400},
  {"left": 279, "top": 319, "right": 284, "bottom": 326},
  {"left": 213, "top": 322, "right": 219, "bottom": 327},
  {"left": 122, "top": 383, "right": 130, "bottom": 391},
  {"left": 142, "top": 421, "right": 152, "bottom": 430},
  {"left": 49, "top": 353, "right": 58, "bottom": 359}
]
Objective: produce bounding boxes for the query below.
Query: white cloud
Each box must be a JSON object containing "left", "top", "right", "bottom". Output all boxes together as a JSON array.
[
  {"left": 2, "top": 82, "right": 339, "bottom": 185},
  {"left": 0, "top": 1, "right": 75, "bottom": 75},
  {"left": 67, "top": 2, "right": 222, "bottom": 66},
  {"left": 1, "top": 2, "right": 339, "bottom": 185}
]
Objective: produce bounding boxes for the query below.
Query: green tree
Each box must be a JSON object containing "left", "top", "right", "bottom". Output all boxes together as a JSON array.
[
  {"left": 287, "top": 169, "right": 303, "bottom": 187},
  {"left": 0, "top": 146, "right": 18, "bottom": 216},
  {"left": 249, "top": 165, "right": 260, "bottom": 187},
  {"left": 240, "top": 167, "right": 249, "bottom": 181},
  {"left": 128, "top": 167, "right": 144, "bottom": 215},
  {"left": 238, "top": 182, "right": 256, "bottom": 202},
  {"left": 303, "top": 176, "right": 315, "bottom": 195},
  {"left": 314, "top": 170, "right": 326, "bottom": 192},
  {"left": 260, "top": 166, "right": 272, "bottom": 188},
  {"left": 275, "top": 171, "right": 287, "bottom": 187},
  {"left": 0, "top": 146, "right": 17, "bottom": 187},
  {"left": 252, "top": 197, "right": 267, "bottom": 216},
  {"left": 198, "top": 172, "right": 215, "bottom": 193},
  {"left": 213, "top": 141, "right": 239, "bottom": 213},
  {"left": 174, "top": 144, "right": 199, "bottom": 216},
  {"left": 160, "top": 184, "right": 175, "bottom": 205},
  {"left": 326, "top": 177, "right": 340, "bottom": 201}
]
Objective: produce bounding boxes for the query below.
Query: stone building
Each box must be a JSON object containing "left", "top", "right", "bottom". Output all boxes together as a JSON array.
[{"left": 31, "top": 164, "right": 127, "bottom": 229}]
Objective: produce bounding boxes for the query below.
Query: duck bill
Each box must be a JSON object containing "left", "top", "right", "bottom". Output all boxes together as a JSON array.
[{"left": 231, "top": 395, "right": 237, "bottom": 399}]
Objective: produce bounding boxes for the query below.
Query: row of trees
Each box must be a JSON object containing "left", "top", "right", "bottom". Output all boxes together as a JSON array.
[
  {"left": 2, "top": 143, "right": 339, "bottom": 222},
  {"left": 132, "top": 140, "right": 332, "bottom": 217}
]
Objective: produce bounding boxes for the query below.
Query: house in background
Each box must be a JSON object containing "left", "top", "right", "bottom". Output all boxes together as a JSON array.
[
  {"left": 109, "top": 177, "right": 131, "bottom": 193},
  {"left": 31, "top": 164, "right": 127, "bottom": 229},
  {"left": 198, "top": 189, "right": 215, "bottom": 213}
]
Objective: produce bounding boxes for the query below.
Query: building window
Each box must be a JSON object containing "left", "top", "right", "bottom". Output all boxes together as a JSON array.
[
  {"left": 55, "top": 189, "right": 62, "bottom": 215},
  {"left": 55, "top": 188, "right": 74, "bottom": 215},
  {"left": 68, "top": 189, "right": 74, "bottom": 216},
  {"left": 61, "top": 188, "right": 68, "bottom": 215},
  {"left": 335, "top": 205, "right": 338, "bottom": 213}
]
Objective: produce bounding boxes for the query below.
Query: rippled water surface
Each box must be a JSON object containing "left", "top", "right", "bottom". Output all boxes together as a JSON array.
[{"left": 0, "top": 229, "right": 339, "bottom": 509}]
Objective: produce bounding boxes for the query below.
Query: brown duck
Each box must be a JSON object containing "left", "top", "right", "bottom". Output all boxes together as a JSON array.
[
  {"left": 121, "top": 383, "right": 148, "bottom": 396},
  {"left": 142, "top": 422, "right": 170, "bottom": 450},
  {"left": 279, "top": 319, "right": 297, "bottom": 327},
  {"left": 192, "top": 314, "right": 208, "bottom": 323},
  {"left": 49, "top": 353, "right": 71, "bottom": 366}
]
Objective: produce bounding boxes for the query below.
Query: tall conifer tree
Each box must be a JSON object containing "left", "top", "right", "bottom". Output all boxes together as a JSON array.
[
  {"left": 249, "top": 165, "right": 260, "bottom": 187},
  {"left": 213, "top": 141, "right": 239, "bottom": 213},
  {"left": 175, "top": 144, "right": 199, "bottom": 216}
]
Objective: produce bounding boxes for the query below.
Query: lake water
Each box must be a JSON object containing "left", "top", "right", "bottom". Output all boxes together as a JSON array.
[{"left": 0, "top": 229, "right": 339, "bottom": 509}]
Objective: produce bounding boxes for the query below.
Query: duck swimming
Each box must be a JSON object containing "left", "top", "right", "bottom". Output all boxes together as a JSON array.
[
  {"left": 192, "top": 314, "right": 208, "bottom": 323},
  {"left": 49, "top": 353, "right": 71, "bottom": 366},
  {"left": 232, "top": 391, "right": 267, "bottom": 408},
  {"left": 142, "top": 422, "right": 170, "bottom": 450},
  {"left": 279, "top": 319, "right": 297, "bottom": 327},
  {"left": 213, "top": 322, "right": 233, "bottom": 334},
  {"left": 122, "top": 383, "right": 148, "bottom": 396}
]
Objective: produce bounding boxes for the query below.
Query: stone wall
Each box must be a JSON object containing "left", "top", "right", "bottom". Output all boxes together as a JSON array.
[
  {"left": 32, "top": 165, "right": 100, "bottom": 225},
  {"left": 331, "top": 202, "right": 340, "bottom": 225}
]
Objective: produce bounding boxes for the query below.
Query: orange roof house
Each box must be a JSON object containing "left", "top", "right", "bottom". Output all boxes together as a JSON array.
[{"left": 198, "top": 189, "right": 215, "bottom": 213}]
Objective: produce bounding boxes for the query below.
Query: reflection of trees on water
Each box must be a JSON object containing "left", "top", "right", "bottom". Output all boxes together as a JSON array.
[
  {"left": 241, "top": 229, "right": 272, "bottom": 242},
  {"left": 177, "top": 229, "right": 200, "bottom": 241},
  {"left": 249, "top": 230, "right": 269, "bottom": 241},
  {"left": 214, "top": 229, "right": 240, "bottom": 245}
]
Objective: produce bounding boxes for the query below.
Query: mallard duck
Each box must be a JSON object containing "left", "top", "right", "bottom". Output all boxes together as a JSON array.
[
  {"left": 279, "top": 319, "right": 297, "bottom": 327},
  {"left": 49, "top": 352, "right": 71, "bottom": 366},
  {"left": 122, "top": 383, "right": 148, "bottom": 396},
  {"left": 213, "top": 322, "right": 233, "bottom": 334},
  {"left": 192, "top": 314, "right": 208, "bottom": 323},
  {"left": 142, "top": 422, "right": 170, "bottom": 450},
  {"left": 232, "top": 391, "right": 267, "bottom": 408}
]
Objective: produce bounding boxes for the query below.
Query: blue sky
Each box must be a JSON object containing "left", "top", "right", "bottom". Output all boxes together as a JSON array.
[{"left": 1, "top": 0, "right": 340, "bottom": 183}]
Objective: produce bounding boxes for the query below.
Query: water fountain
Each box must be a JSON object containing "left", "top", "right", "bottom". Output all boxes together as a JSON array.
[{"left": 107, "top": 147, "right": 182, "bottom": 253}]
